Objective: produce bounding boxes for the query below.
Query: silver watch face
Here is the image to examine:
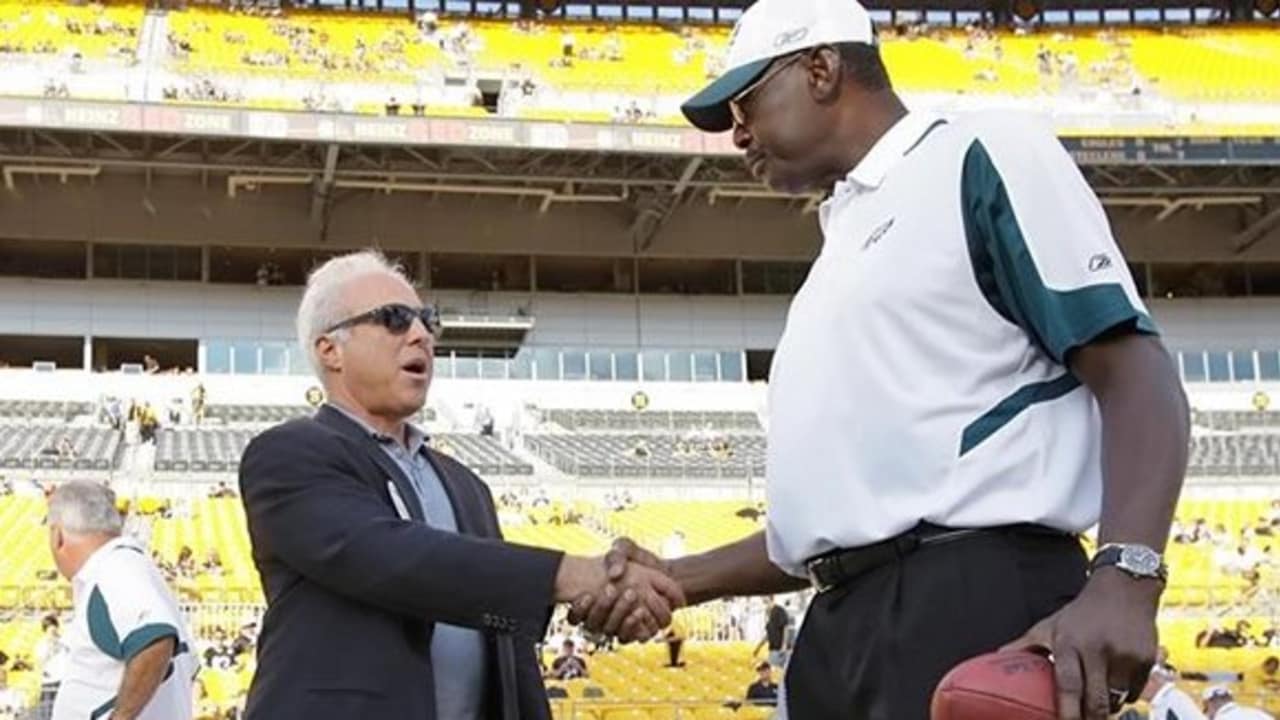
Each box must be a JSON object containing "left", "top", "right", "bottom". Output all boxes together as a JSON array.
[{"left": 1119, "top": 545, "right": 1162, "bottom": 576}]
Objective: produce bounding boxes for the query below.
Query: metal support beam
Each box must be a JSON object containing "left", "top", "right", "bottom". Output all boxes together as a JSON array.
[
  {"left": 672, "top": 157, "right": 702, "bottom": 197},
  {"left": 1232, "top": 204, "right": 1280, "bottom": 254},
  {"left": 310, "top": 144, "right": 340, "bottom": 226}
]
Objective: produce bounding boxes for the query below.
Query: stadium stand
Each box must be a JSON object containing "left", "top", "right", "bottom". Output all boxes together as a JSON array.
[
  {"left": 525, "top": 433, "right": 765, "bottom": 479},
  {"left": 0, "top": 425, "right": 120, "bottom": 471},
  {"left": 0, "top": 0, "right": 141, "bottom": 60}
]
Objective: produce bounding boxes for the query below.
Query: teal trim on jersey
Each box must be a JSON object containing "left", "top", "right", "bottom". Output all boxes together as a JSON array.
[
  {"left": 960, "top": 139, "right": 1157, "bottom": 364},
  {"left": 89, "top": 695, "right": 116, "bottom": 720},
  {"left": 960, "top": 373, "right": 1082, "bottom": 456},
  {"left": 121, "top": 623, "right": 179, "bottom": 661},
  {"left": 87, "top": 586, "right": 123, "bottom": 660}
]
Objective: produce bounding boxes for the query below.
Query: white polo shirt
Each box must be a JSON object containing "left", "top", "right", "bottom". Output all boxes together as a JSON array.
[
  {"left": 765, "top": 110, "right": 1156, "bottom": 575},
  {"left": 1215, "top": 703, "right": 1276, "bottom": 720},
  {"left": 53, "top": 537, "right": 196, "bottom": 720},
  {"left": 1150, "top": 683, "right": 1206, "bottom": 720}
]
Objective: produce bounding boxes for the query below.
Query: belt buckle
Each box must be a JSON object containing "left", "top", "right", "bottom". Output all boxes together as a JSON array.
[{"left": 805, "top": 558, "right": 834, "bottom": 594}]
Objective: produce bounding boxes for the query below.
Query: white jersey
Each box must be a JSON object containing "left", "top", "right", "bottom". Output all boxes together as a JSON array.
[
  {"left": 1150, "top": 683, "right": 1206, "bottom": 720},
  {"left": 53, "top": 537, "right": 196, "bottom": 720},
  {"left": 764, "top": 111, "right": 1154, "bottom": 574}
]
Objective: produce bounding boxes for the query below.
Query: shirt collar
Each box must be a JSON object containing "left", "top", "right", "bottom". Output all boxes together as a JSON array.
[
  {"left": 72, "top": 535, "right": 134, "bottom": 590},
  {"left": 326, "top": 402, "right": 428, "bottom": 456},
  {"left": 835, "top": 111, "right": 947, "bottom": 196}
]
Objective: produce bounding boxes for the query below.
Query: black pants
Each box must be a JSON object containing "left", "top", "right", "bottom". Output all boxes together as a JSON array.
[{"left": 784, "top": 528, "right": 1087, "bottom": 720}]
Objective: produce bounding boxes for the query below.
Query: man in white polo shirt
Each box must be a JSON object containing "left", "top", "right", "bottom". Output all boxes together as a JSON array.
[
  {"left": 47, "top": 481, "right": 195, "bottom": 720},
  {"left": 1141, "top": 667, "right": 1205, "bottom": 720},
  {"left": 573, "top": 0, "right": 1190, "bottom": 718},
  {"left": 1203, "top": 686, "right": 1275, "bottom": 720}
]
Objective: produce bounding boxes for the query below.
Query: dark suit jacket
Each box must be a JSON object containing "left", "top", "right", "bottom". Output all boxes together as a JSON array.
[{"left": 239, "top": 405, "right": 562, "bottom": 720}]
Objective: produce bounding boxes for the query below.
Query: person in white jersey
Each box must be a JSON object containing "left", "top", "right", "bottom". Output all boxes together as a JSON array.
[
  {"left": 1141, "top": 667, "right": 1206, "bottom": 720},
  {"left": 1203, "top": 686, "right": 1276, "bottom": 720},
  {"left": 46, "top": 481, "right": 195, "bottom": 720},
  {"left": 570, "top": 0, "right": 1190, "bottom": 718}
]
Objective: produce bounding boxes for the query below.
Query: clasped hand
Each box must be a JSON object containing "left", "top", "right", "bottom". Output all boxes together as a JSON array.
[{"left": 556, "top": 539, "right": 678, "bottom": 643}]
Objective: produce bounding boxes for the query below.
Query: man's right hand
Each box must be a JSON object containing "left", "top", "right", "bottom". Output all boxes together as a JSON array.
[
  {"left": 554, "top": 550, "right": 684, "bottom": 642},
  {"left": 566, "top": 538, "right": 677, "bottom": 641}
]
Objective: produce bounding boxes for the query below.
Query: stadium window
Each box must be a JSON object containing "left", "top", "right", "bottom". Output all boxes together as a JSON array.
[
  {"left": 718, "top": 8, "right": 743, "bottom": 22},
  {"left": 925, "top": 10, "right": 952, "bottom": 24},
  {"left": 719, "top": 351, "right": 744, "bottom": 382},
  {"left": 615, "top": 351, "right": 639, "bottom": 381},
  {"left": 693, "top": 352, "right": 718, "bottom": 382},
  {"left": 686, "top": 7, "right": 714, "bottom": 22},
  {"left": 1206, "top": 352, "right": 1231, "bottom": 382},
  {"left": 93, "top": 244, "right": 201, "bottom": 281},
  {"left": 1132, "top": 8, "right": 1163, "bottom": 23},
  {"left": 0, "top": 335, "right": 83, "bottom": 371},
  {"left": 1247, "top": 263, "right": 1280, "bottom": 296},
  {"left": 588, "top": 352, "right": 612, "bottom": 381},
  {"left": 1259, "top": 351, "right": 1280, "bottom": 381},
  {"left": 231, "top": 341, "right": 259, "bottom": 374},
  {"left": 1042, "top": 9, "right": 1070, "bottom": 24},
  {"left": 533, "top": 348, "right": 559, "bottom": 380},
  {"left": 868, "top": 9, "right": 892, "bottom": 24},
  {"left": 481, "top": 354, "right": 507, "bottom": 380},
  {"left": 1231, "top": 350, "right": 1257, "bottom": 382},
  {"left": 641, "top": 350, "right": 666, "bottom": 382},
  {"left": 509, "top": 348, "right": 533, "bottom": 380},
  {"left": 565, "top": 4, "right": 593, "bottom": 18},
  {"left": 454, "top": 355, "right": 480, "bottom": 379},
  {"left": 261, "top": 343, "right": 290, "bottom": 375},
  {"left": 1162, "top": 8, "right": 1192, "bottom": 23},
  {"left": 639, "top": 259, "right": 735, "bottom": 295},
  {"left": 596, "top": 5, "right": 622, "bottom": 18},
  {"left": 93, "top": 337, "right": 197, "bottom": 373},
  {"left": 536, "top": 256, "right": 634, "bottom": 294},
  {"left": 626, "top": 5, "right": 655, "bottom": 20},
  {"left": 0, "top": 239, "right": 86, "bottom": 279},
  {"left": 656, "top": 7, "right": 684, "bottom": 21},
  {"left": 746, "top": 350, "right": 774, "bottom": 382},
  {"left": 204, "top": 341, "right": 232, "bottom": 375},
  {"left": 668, "top": 351, "right": 693, "bottom": 382},
  {"left": 1102, "top": 8, "right": 1130, "bottom": 23},
  {"left": 289, "top": 345, "right": 311, "bottom": 375},
  {"left": 431, "top": 253, "right": 530, "bottom": 292},
  {"left": 1181, "top": 351, "right": 1207, "bottom": 383},
  {"left": 434, "top": 353, "right": 454, "bottom": 380},
  {"left": 444, "top": 1, "right": 471, "bottom": 11},
  {"left": 954, "top": 10, "right": 983, "bottom": 24},
  {"left": 741, "top": 261, "right": 810, "bottom": 295},
  {"left": 1075, "top": 9, "right": 1102, "bottom": 23},
  {"left": 563, "top": 350, "right": 587, "bottom": 381}
]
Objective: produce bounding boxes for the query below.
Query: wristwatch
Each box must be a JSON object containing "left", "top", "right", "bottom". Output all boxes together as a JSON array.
[{"left": 1089, "top": 543, "right": 1168, "bottom": 583}]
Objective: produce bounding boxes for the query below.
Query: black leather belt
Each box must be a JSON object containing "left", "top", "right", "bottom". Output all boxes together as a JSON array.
[{"left": 804, "top": 522, "right": 1072, "bottom": 594}]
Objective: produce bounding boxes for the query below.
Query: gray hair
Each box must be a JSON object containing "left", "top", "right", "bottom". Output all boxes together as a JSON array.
[
  {"left": 295, "top": 250, "right": 412, "bottom": 378},
  {"left": 48, "top": 481, "right": 123, "bottom": 536}
]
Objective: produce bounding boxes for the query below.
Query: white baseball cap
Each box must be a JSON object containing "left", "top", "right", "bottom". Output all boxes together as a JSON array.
[{"left": 681, "top": 0, "right": 877, "bottom": 133}]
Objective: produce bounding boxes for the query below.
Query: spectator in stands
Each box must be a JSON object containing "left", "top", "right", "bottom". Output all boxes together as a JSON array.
[
  {"left": 9, "top": 655, "right": 31, "bottom": 673},
  {"left": 1140, "top": 666, "right": 1204, "bottom": 720},
  {"left": 46, "top": 481, "right": 196, "bottom": 720},
  {"left": 201, "top": 550, "right": 224, "bottom": 576},
  {"left": 550, "top": 640, "right": 588, "bottom": 680},
  {"left": 143, "top": 354, "right": 160, "bottom": 374},
  {"left": 34, "top": 613, "right": 69, "bottom": 706},
  {"left": 176, "top": 545, "right": 196, "bottom": 577},
  {"left": 238, "top": 250, "right": 680, "bottom": 720},
  {"left": 1202, "top": 685, "right": 1275, "bottom": 719},
  {"left": 1247, "top": 656, "right": 1280, "bottom": 692},
  {"left": 745, "top": 662, "right": 779, "bottom": 707}
]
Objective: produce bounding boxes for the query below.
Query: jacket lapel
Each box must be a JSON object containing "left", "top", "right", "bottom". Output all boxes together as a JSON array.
[{"left": 315, "top": 405, "right": 426, "bottom": 523}]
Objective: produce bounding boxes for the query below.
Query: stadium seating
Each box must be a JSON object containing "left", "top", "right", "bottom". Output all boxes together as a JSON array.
[
  {"left": 1195, "top": 410, "right": 1280, "bottom": 432},
  {"left": 0, "top": 400, "right": 91, "bottom": 423},
  {"left": 155, "top": 428, "right": 255, "bottom": 473},
  {"left": 1187, "top": 434, "right": 1280, "bottom": 477},
  {"left": 202, "top": 404, "right": 311, "bottom": 426},
  {"left": 0, "top": 0, "right": 141, "bottom": 60},
  {"left": 546, "top": 409, "right": 761, "bottom": 433},
  {"left": 525, "top": 434, "right": 766, "bottom": 479},
  {"left": 432, "top": 433, "right": 534, "bottom": 476},
  {"left": 0, "top": 425, "right": 120, "bottom": 471}
]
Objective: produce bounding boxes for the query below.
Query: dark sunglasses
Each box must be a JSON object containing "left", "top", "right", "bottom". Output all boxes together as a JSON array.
[{"left": 324, "top": 303, "right": 442, "bottom": 337}]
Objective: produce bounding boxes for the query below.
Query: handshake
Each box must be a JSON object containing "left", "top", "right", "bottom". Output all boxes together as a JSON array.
[{"left": 553, "top": 538, "right": 685, "bottom": 643}]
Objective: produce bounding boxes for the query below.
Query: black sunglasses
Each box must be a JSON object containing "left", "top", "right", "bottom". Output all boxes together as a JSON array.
[{"left": 324, "top": 303, "right": 442, "bottom": 336}]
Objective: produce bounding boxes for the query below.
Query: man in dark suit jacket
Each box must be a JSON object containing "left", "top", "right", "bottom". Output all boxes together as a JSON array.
[{"left": 240, "top": 250, "right": 683, "bottom": 720}]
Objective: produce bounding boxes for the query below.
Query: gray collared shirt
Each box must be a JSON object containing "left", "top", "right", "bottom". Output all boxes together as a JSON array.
[{"left": 328, "top": 403, "right": 488, "bottom": 720}]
